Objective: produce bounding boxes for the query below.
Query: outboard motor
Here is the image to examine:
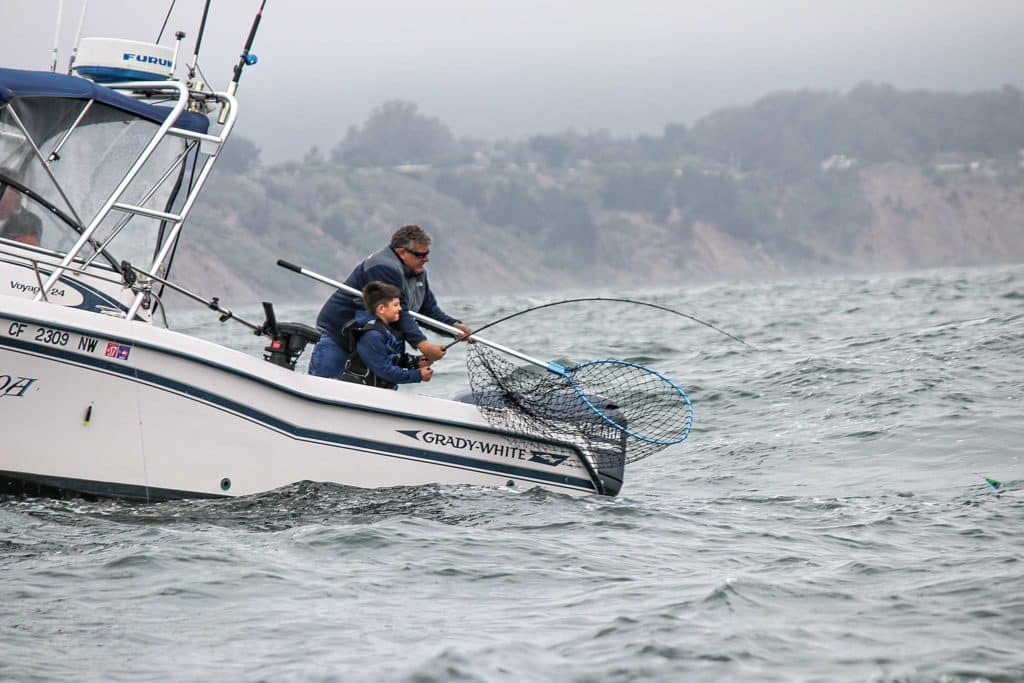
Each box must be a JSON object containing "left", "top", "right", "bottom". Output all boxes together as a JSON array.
[{"left": 260, "top": 302, "right": 321, "bottom": 371}]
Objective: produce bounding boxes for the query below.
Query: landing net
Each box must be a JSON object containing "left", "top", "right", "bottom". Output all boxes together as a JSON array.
[{"left": 466, "top": 344, "right": 693, "bottom": 465}]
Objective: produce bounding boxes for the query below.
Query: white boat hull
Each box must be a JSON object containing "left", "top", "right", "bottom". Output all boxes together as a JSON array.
[
  {"left": 0, "top": 66, "right": 625, "bottom": 501},
  {"left": 1, "top": 296, "right": 620, "bottom": 500}
]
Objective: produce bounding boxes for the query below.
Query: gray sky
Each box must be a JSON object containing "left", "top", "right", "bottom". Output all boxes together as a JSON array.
[{"left": 2, "top": 1, "right": 1023, "bottom": 161}]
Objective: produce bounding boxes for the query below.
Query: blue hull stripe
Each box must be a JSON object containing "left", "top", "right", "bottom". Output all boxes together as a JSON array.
[{"left": 0, "top": 470, "right": 225, "bottom": 502}]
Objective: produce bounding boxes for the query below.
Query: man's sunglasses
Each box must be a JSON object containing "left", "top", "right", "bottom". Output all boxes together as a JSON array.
[
  {"left": 405, "top": 248, "right": 430, "bottom": 259},
  {"left": 0, "top": 181, "right": 7, "bottom": 203}
]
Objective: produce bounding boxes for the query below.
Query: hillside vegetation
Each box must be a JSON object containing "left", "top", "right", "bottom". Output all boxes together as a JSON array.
[{"left": 173, "top": 83, "right": 1024, "bottom": 304}]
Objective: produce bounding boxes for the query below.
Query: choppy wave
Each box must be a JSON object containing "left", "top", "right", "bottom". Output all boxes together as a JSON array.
[{"left": 3, "top": 264, "right": 1024, "bottom": 682}]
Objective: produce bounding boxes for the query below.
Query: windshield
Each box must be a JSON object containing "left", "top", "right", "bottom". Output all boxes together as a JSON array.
[{"left": 0, "top": 94, "right": 197, "bottom": 268}]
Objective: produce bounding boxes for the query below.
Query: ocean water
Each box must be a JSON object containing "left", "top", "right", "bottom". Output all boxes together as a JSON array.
[{"left": 2, "top": 264, "right": 1022, "bottom": 682}]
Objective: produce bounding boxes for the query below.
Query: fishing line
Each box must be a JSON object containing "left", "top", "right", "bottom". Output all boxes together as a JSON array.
[{"left": 444, "top": 297, "right": 755, "bottom": 351}]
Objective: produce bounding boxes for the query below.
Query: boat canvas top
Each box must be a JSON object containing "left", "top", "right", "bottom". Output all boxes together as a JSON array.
[{"left": 0, "top": 68, "right": 210, "bottom": 133}]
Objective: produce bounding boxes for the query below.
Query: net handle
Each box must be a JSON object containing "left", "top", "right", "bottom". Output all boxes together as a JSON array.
[{"left": 277, "top": 260, "right": 565, "bottom": 374}]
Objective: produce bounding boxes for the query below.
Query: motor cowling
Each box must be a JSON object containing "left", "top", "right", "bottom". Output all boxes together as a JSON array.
[
  {"left": 259, "top": 301, "right": 320, "bottom": 371},
  {"left": 263, "top": 321, "right": 320, "bottom": 370}
]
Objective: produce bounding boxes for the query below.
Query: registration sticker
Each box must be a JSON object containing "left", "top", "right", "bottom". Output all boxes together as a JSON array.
[{"left": 105, "top": 342, "right": 132, "bottom": 361}]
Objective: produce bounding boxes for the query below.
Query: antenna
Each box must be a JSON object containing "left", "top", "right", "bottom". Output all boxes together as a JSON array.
[
  {"left": 66, "top": 0, "right": 90, "bottom": 74},
  {"left": 50, "top": 0, "right": 65, "bottom": 72}
]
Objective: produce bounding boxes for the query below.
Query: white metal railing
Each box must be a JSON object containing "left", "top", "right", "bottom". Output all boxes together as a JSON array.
[
  {"left": 125, "top": 91, "right": 237, "bottom": 320},
  {"left": 22, "top": 80, "right": 238, "bottom": 321}
]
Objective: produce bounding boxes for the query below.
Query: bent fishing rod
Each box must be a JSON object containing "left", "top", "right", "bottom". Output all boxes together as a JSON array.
[{"left": 441, "top": 296, "right": 755, "bottom": 351}]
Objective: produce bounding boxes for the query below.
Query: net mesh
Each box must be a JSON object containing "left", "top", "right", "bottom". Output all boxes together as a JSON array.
[{"left": 466, "top": 344, "right": 693, "bottom": 466}]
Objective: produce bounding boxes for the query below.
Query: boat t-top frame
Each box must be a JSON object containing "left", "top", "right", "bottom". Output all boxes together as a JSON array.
[{"left": 0, "top": 68, "right": 236, "bottom": 322}]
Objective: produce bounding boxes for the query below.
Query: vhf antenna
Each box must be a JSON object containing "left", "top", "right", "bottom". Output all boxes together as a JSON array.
[
  {"left": 50, "top": 0, "right": 65, "bottom": 72},
  {"left": 66, "top": 0, "right": 90, "bottom": 74}
]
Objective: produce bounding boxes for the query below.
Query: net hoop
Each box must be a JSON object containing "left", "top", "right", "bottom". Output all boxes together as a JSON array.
[{"left": 567, "top": 359, "right": 694, "bottom": 445}]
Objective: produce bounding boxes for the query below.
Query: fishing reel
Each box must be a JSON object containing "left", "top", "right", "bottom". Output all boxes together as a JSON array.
[
  {"left": 258, "top": 301, "right": 320, "bottom": 371},
  {"left": 120, "top": 260, "right": 154, "bottom": 311}
]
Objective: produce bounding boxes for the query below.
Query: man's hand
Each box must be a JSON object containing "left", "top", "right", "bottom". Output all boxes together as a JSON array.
[
  {"left": 417, "top": 341, "right": 445, "bottom": 362},
  {"left": 453, "top": 322, "right": 474, "bottom": 343},
  {"left": 419, "top": 365, "right": 434, "bottom": 382}
]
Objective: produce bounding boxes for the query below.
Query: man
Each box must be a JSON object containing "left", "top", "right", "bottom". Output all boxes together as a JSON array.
[
  {"left": 309, "top": 224, "right": 471, "bottom": 379},
  {"left": 0, "top": 171, "right": 43, "bottom": 246}
]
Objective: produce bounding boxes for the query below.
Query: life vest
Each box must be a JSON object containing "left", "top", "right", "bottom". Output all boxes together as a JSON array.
[{"left": 340, "top": 317, "right": 417, "bottom": 390}]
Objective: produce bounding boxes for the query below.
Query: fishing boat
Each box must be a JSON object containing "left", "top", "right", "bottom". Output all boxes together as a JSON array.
[{"left": 0, "top": 11, "right": 629, "bottom": 500}]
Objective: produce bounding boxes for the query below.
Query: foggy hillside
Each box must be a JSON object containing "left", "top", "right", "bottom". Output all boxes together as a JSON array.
[{"left": 172, "top": 83, "right": 1024, "bottom": 305}]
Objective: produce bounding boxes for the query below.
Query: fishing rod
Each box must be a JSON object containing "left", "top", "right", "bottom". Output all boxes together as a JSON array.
[
  {"left": 122, "top": 262, "right": 319, "bottom": 371},
  {"left": 120, "top": 261, "right": 262, "bottom": 332},
  {"left": 186, "top": 0, "right": 211, "bottom": 90},
  {"left": 156, "top": 0, "right": 177, "bottom": 43},
  {"left": 218, "top": 0, "right": 266, "bottom": 123},
  {"left": 442, "top": 296, "right": 755, "bottom": 351}
]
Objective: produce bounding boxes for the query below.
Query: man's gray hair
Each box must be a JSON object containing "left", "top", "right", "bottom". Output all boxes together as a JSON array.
[{"left": 390, "top": 224, "right": 431, "bottom": 250}]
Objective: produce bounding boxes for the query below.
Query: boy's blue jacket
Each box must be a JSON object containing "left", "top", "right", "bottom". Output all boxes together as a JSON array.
[{"left": 352, "top": 310, "right": 423, "bottom": 385}]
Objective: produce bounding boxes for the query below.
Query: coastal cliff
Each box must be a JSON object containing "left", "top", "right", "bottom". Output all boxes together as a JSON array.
[
  {"left": 172, "top": 160, "right": 1024, "bottom": 304},
  {"left": 170, "top": 84, "right": 1024, "bottom": 304}
]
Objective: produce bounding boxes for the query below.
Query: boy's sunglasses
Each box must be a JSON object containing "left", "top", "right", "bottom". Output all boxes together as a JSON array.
[{"left": 405, "top": 248, "right": 430, "bottom": 259}]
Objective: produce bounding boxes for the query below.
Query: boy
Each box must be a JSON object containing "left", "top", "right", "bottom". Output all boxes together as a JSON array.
[{"left": 341, "top": 281, "right": 433, "bottom": 389}]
